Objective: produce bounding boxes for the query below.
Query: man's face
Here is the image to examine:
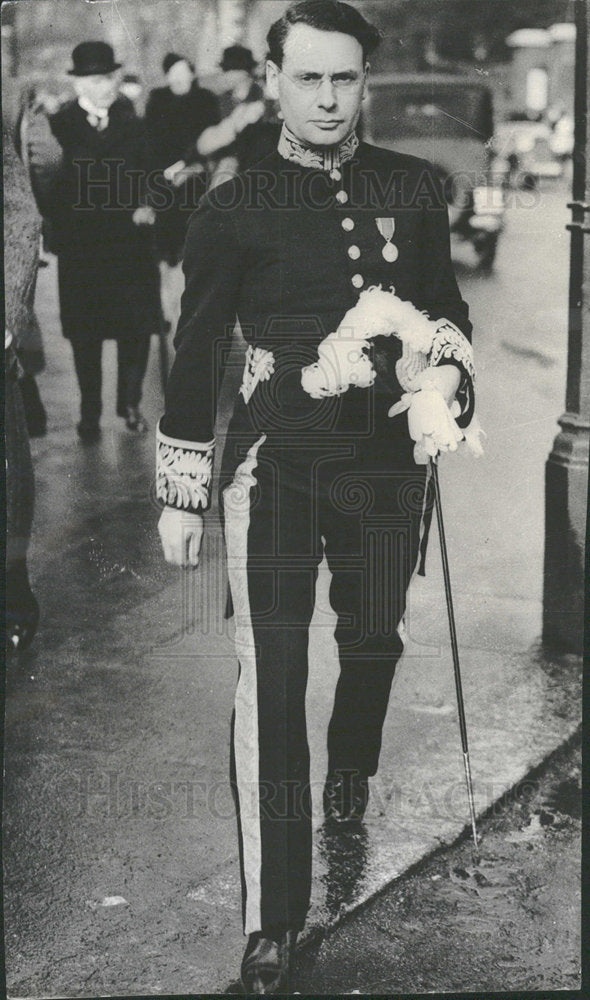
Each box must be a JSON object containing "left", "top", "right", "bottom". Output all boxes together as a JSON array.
[
  {"left": 120, "top": 81, "right": 142, "bottom": 103},
  {"left": 267, "top": 23, "right": 367, "bottom": 147},
  {"left": 167, "top": 60, "right": 194, "bottom": 95},
  {"left": 74, "top": 72, "right": 119, "bottom": 109},
  {"left": 223, "top": 68, "right": 250, "bottom": 90}
]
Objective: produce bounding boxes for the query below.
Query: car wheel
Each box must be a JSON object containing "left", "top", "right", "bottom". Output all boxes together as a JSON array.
[{"left": 474, "top": 231, "right": 499, "bottom": 271}]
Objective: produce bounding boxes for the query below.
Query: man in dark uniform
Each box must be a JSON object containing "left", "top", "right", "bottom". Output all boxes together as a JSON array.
[
  {"left": 157, "top": 1, "right": 476, "bottom": 992},
  {"left": 28, "top": 41, "right": 161, "bottom": 441}
]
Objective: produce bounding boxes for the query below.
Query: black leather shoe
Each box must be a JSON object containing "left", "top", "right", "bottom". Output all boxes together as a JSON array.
[
  {"left": 240, "top": 930, "right": 297, "bottom": 995},
  {"left": 323, "top": 770, "right": 369, "bottom": 824},
  {"left": 124, "top": 406, "right": 148, "bottom": 433},
  {"left": 76, "top": 419, "right": 101, "bottom": 443}
]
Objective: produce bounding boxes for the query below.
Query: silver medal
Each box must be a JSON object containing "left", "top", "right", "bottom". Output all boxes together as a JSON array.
[
  {"left": 382, "top": 242, "right": 398, "bottom": 262},
  {"left": 376, "top": 218, "right": 398, "bottom": 263}
]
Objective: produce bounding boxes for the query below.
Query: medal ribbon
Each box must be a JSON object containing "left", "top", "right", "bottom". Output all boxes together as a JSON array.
[{"left": 376, "top": 217, "right": 395, "bottom": 242}]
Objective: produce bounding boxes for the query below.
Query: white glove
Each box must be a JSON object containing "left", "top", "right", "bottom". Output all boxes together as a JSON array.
[
  {"left": 389, "top": 376, "right": 463, "bottom": 464},
  {"left": 158, "top": 507, "right": 203, "bottom": 567},
  {"left": 132, "top": 205, "right": 156, "bottom": 226}
]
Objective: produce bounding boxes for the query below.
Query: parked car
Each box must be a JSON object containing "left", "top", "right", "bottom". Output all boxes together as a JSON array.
[
  {"left": 495, "top": 116, "right": 567, "bottom": 188},
  {"left": 364, "top": 73, "right": 506, "bottom": 270}
]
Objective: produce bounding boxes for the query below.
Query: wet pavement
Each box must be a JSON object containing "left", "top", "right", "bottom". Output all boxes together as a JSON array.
[
  {"left": 3, "top": 181, "right": 583, "bottom": 996},
  {"left": 295, "top": 733, "right": 582, "bottom": 994}
]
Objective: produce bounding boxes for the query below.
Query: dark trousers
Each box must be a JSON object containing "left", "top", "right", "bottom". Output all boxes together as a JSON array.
[
  {"left": 70, "top": 333, "right": 150, "bottom": 423},
  {"left": 221, "top": 422, "right": 428, "bottom": 938}
]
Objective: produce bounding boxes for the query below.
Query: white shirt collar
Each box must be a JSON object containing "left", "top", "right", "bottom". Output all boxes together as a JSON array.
[{"left": 78, "top": 96, "right": 110, "bottom": 128}]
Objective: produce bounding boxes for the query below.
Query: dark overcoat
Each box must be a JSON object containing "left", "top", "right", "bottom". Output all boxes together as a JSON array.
[
  {"left": 144, "top": 83, "right": 220, "bottom": 264},
  {"left": 144, "top": 82, "right": 220, "bottom": 170},
  {"left": 47, "top": 97, "right": 161, "bottom": 341}
]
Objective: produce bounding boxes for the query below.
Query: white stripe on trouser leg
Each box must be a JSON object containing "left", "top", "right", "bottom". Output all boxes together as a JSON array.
[{"left": 223, "top": 434, "right": 266, "bottom": 935}]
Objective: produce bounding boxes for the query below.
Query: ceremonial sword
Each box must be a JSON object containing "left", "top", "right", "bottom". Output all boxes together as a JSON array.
[{"left": 430, "top": 458, "right": 479, "bottom": 851}]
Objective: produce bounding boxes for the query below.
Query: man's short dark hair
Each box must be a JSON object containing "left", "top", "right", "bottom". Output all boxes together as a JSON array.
[{"left": 267, "top": 0, "right": 381, "bottom": 67}]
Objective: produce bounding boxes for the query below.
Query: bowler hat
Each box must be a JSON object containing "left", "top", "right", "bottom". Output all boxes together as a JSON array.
[
  {"left": 68, "top": 41, "right": 121, "bottom": 76},
  {"left": 219, "top": 45, "right": 257, "bottom": 72}
]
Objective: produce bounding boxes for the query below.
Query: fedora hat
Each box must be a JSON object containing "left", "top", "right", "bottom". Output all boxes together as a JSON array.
[
  {"left": 68, "top": 41, "right": 122, "bottom": 77},
  {"left": 219, "top": 45, "right": 257, "bottom": 73}
]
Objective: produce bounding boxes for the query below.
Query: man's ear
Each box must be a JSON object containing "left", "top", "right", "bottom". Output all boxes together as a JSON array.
[
  {"left": 362, "top": 62, "right": 370, "bottom": 101},
  {"left": 266, "top": 60, "right": 280, "bottom": 101}
]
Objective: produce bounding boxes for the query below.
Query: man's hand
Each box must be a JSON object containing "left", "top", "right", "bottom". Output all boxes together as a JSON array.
[
  {"left": 158, "top": 507, "right": 203, "bottom": 567},
  {"left": 418, "top": 363, "right": 460, "bottom": 406},
  {"left": 209, "top": 155, "right": 239, "bottom": 188},
  {"left": 230, "top": 100, "right": 265, "bottom": 134},
  {"left": 406, "top": 386, "right": 463, "bottom": 462},
  {"left": 164, "top": 159, "right": 186, "bottom": 183},
  {"left": 388, "top": 366, "right": 463, "bottom": 464},
  {"left": 132, "top": 205, "right": 155, "bottom": 226}
]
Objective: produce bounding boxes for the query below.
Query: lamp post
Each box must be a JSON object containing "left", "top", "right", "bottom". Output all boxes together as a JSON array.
[{"left": 543, "top": 1, "right": 589, "bottom": 654}]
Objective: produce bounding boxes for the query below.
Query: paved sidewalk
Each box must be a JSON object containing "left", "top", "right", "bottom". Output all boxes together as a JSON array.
[
  {"left": 4, "top": 187, "right": 582, "bottom": 997},
  {"left": 295, "top": 734, "right": 582, "bottom": 994}
]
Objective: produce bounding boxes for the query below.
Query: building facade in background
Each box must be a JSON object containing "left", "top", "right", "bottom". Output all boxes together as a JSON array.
[{"left": 506, "top": 23, "right": 576, "bottom": 116}]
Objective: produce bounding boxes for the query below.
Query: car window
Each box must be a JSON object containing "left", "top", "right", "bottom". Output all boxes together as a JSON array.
[{"left": 369, "top": 84, "right": 493, "bottom": 143}]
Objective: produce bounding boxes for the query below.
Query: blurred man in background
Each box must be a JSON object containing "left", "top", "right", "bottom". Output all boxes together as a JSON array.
[
  {"left": 196, "top": 44, "right": 270, "bottom": 183},
  {"left": 145, "top": 52, "right": 220, "bottom": 266},
  {"left": 25, "top": 41, "right": 161, "bottom": 442},
  {"left": 119, "top": 72, "right": 145, "bottom": 115},
  {"left": 144, "top": 52, "right": 220, "bottom": 335}
]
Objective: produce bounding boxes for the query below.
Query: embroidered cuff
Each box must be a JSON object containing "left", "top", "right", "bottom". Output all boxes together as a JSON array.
[
  {"left": 428, "top": 319, "right": 475, "bottom": 426},
  {"left": 428, "top": 319, "right": 475, "bottom": 382},
  {"left": 240, "top": 345, "right": 275, "bottom": 404},
  {"left": 156, "top": 421, "right": 215, "bottom": 513}
]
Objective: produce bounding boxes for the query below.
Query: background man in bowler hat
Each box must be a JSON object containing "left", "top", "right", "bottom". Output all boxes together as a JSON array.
[{"left": 26, "top": 40, "right": 161, "bottom": 441}]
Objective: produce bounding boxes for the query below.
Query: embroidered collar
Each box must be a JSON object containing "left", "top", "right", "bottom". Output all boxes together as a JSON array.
[{"left": 277, "top": 123, "right": 358, "bottom": 171}]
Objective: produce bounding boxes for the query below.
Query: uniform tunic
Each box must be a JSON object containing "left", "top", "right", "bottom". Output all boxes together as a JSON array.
[{"left": 157, "top": 132, "right": 475, "bottom": 936}]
